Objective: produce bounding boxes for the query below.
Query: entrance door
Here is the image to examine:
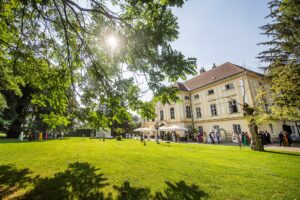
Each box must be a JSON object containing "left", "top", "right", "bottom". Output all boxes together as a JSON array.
[{"left": 283, "top": 125, "right": 292, "bottom": 134}]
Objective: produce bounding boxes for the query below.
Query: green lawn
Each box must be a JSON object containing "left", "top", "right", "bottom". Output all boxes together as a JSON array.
[{"left": 0, "top": 138, "right": 299, "bottom": 200}]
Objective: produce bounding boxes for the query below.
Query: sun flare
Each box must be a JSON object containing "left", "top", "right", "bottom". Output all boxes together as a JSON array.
[{"left": 106, "top": 35, "right": 118, "bottom": 49}]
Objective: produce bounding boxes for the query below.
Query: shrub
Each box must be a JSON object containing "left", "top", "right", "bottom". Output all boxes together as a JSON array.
[{"left": 116, "top": 136, "right": 122, "bottom": 141}]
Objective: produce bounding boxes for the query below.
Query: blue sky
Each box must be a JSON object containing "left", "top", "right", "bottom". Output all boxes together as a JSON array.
[
  {"left": 171, "top": 0, "right": 270, "bottom": 74},
  {"left": 104, "top": 0, "right": 271, "bottom": 102}
]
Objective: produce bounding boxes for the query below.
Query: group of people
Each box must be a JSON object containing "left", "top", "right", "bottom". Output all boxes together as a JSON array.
[
  {"left": 278, "top": 131, "right": 292, "bottom": 146},
  {"left": 258, "top": 131, "right": 272, "bottom": 145},
  {"left": 26, "top": 130, "right": 64, "bottom": 141},
  {"left": 197, "top": 130, "right": 221, "bottom": 144},
  {"left": 232, "top": 131, "right": 252, "bottom": 148}
]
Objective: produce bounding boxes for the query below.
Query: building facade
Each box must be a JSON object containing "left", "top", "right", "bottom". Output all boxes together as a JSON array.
[{"left": 142, "top": 62, "right": 300, "bottom": 141}]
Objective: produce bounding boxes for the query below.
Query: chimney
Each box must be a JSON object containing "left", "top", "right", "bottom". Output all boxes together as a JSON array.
[
  {"left": 212, "top": 63, "right": 216, "bottom": 68},
  {"left": 199, "top": 67, "right": 206, "bottom": 74}
]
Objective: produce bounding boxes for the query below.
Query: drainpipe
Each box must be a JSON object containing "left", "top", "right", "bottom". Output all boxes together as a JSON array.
[{"left": 189, "top": 93, "right": 195, "bottom": 131}]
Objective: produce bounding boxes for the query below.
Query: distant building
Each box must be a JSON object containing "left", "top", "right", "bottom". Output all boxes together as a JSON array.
[
  {"left": 96, "top": 128, "right": 112, "bottom": 138},
  {"left": 142, "top": 62, "right": 299, "bottom": 141}
]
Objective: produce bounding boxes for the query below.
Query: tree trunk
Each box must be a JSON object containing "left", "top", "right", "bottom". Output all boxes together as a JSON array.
[
  {"left": 7, "top": 119, "right": 22, "bottom": 138},
  {"left": 248, "top": 122, "right": 264, "bottom": 151},
  {"left": 5, "top": 86, "right": 33, "bottom": 138}
]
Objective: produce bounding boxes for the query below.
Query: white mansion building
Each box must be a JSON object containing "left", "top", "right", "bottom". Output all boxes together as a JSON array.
[{"left": 142, "top": 62, "right": 299, "bottom": 141}]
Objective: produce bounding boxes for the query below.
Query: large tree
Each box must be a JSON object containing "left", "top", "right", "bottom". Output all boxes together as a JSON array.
[
  {"left": 0, "top": 0, "right": 196, "bottom": 137},
  {"left": 243, "top": 0, "right": 300, "bottom": 151},
  {"left": 258, "top": 0, "right": 300, "bottom": 121}
]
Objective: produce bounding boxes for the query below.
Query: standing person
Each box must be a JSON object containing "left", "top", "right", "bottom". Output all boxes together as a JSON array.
[
  {"left": 203, "top": 132, "right": 207, "bottom": 143},
  {"left": 287, "top": 133, "right": 292, "bottom": 146},
  {"left": 278, "top": 131, "right": 284, "bottom": 146},
  {"left": 216, "top": 131, "right": 221, "bottom": 144},
  {"left": 245, "top": 132, "right": 251, "bottom": 145},
  {"left": 197, "top": 132, "right": 201, "bottom": 143},
  {"left": 266, "top": 131, "right": 271, "bottom": 145},
  {"left": 242, "top": 132, "right": 246, "bottom": 145},
  {"left": 28, "top": 131, "right": 33, "bottom": 141},
  {"left": 232, "top": 132, "right": 237, "bottom": 143},
  {"left": 45, "top": 131, "right": 48, "bottom": 140},
  {"left": 265, "top": 131, "right": 270, "bottom": 145},
  {"left": 237, "top": 132, "right": 242, "bottom": 149},
  {"left": 283, "top": 131, "right": 289, "bottom": 146},
  {"left": 19, "top": 131, "right": 24, "bottom": 141},
  {"left": 200, "top": 132, "right": 203, "bottom": 143},
  {"left": 261, "top": 131, "right": 266, "bottom": 145},
  {"left": 209, "top": 131, "right": 215, "bottom": 144},
  {"left": 39, "top": 131, "right": 43, "bottom": 141},
  {"left": 43, "top": 131, "right": 46, "bottom": 140}
]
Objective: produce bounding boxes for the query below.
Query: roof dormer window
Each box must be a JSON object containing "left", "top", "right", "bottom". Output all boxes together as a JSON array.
[{"left": 208, "top": 89, "right": 214, "bottom": 95}]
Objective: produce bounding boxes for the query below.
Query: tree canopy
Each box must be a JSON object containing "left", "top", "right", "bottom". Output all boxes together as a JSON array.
[
  {"left": 258, "top": 0, "right": 300, "bottom": 122},
  {"left": 0, "top": 0, "right": 196, "bottom": 137}
]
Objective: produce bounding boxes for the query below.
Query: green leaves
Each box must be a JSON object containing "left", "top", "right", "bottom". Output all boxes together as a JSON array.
[
  {"left": 41, "top": 112, "right": 70, "bottom": 130},
  {"left": 258, "top": 0, "right": 300, "bottom": 122},
  {"left": 0, "top": 0, "right": 195, "bottom": 134},
  {"left": 137, "top": 101, "right": 156, "bottom": 120}
]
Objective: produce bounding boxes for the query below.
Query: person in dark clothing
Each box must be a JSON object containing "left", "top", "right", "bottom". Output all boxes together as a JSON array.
[
  {"left": 261, "top": 131, "right": 267, "bottom": 145},
  {"left": 265, "top": 131, "right": 271, "bottom": 145},
  {"left": 258, "top": 132, "right": 264, "bottom": 146},
  {"left": 278, "top": 131, "right": 284, "bottom": 146},
  {"left": 209, "top": 132, "right": 215, "bottom": 144},
  {"left": 216, "top": 131, "right": 221, "bottom": 144},
  {"left": 287, "top": 133, "right": 292, "bottom": 146}
]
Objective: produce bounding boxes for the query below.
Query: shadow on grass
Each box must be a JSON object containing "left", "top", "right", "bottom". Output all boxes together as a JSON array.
[
  {"left": 114, "top": 180, "right": 209, "bottom": 200},
  {"left": 22, "top": 162, "right": 111, "bottom": 200},
  {"left": 1, "top": 162, "right": 209, "bottom": 200},
  {"left": 263, "top": 150, "right": 300, "bottom": 157},
  {"left": 0, "top": 138, "right": 72, "bottom": 144},
  {"left": 0, "top": 165, "right": 32, "bottom": 199}
]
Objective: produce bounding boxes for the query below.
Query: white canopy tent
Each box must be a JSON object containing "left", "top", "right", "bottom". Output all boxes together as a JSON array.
[
  {"left": 133, "top": 127, "right": 155, "bottom": 132},
  {"left": 133, "top": 127, "right": 155, "bottom": 141},
  {"left": 158, "top": 126, "right": 170, "bottom": 131},
  {"left": 168, "top": 125, "right": 188, "bottom": 131}
]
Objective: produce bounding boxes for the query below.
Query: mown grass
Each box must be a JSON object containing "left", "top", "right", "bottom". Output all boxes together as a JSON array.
[{"left": 0, "top": 138, "right": 299, "bottom": 199}]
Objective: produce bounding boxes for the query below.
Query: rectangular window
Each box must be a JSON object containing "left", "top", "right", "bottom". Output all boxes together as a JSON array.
[
  {"left": 225, "top": 83, "right": 234, "bottom": 90},
  {"left": 196, "top": 107, "right": 202, "bottom": 118},
  {"left": 229, "top": 100, "right": 238, "bottom": 114},
  {"left": 194, "top": 94, "right": 199, "bottom": 99},
  {"left": 208, "top": 89, "right": 214, "bottom": 95},
  {"left": 233, "top": 124, "right": 241, "bottom": 134},
  {"left": 186, "top": 106, "right": 192, "bottom": 118},
  {"left": 170, "top": 107, "right": 175, "bottom": 119},
  {"left": 185, "top": 96, "right": 190, "bottom": 100},
  {"left": 160, "top": 110, "right": 164, "bottom": 121},
  {"left": 152, "top": 118, "right": 155, "bottom": 122},
  {"left": 210, "top": 104, "right": 217, "bottom": 116}
]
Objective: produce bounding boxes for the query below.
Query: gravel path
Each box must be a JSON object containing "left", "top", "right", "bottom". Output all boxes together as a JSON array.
[{"left": 265, "top": 145, "right": 300, "bottom": 153}]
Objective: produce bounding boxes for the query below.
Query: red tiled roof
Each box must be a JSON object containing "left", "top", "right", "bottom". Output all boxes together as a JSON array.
[
  {"left": 172, "top": 82, "right": 189, "bottom": 91},
  {"left": 177, "top": 62, "right": 262, "bottom": 92}
]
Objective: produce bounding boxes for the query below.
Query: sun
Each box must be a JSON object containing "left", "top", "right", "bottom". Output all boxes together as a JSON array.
[{"left": 106, "top": 35, "right": 118, "bottom": 49}]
